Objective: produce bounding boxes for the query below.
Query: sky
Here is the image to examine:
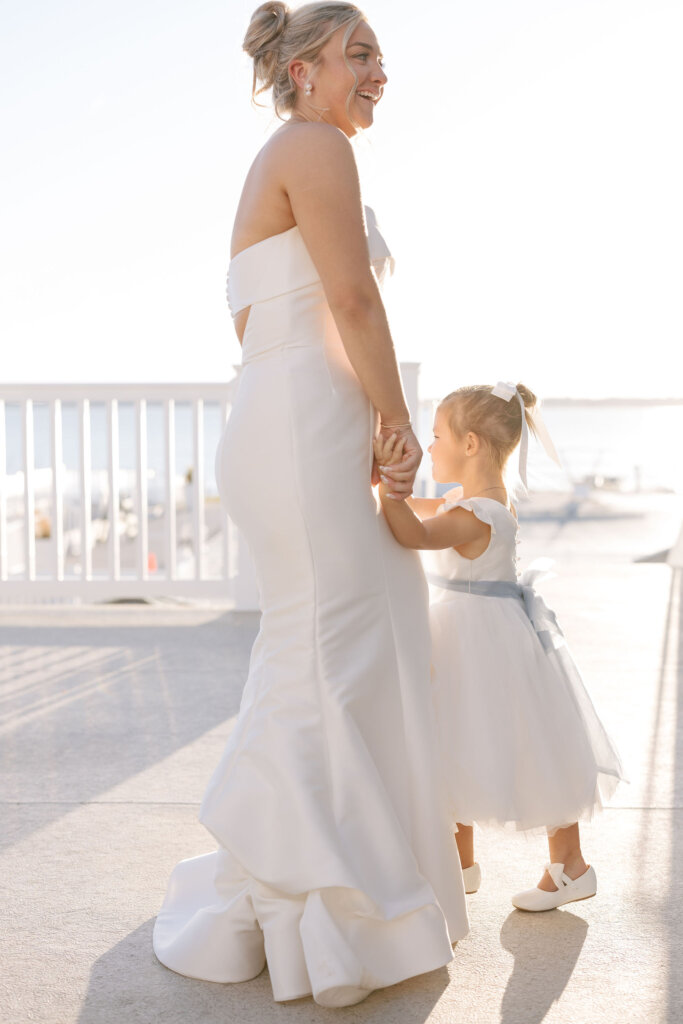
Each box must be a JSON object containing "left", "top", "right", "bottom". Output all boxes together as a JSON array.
[{"left": 1, "top": 0, "right": 681, "bottom": 399}]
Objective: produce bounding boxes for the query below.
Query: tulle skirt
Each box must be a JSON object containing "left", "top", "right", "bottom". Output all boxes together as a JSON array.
[{"left": 429, "top": 590, "right": 625, "bottom": 834}]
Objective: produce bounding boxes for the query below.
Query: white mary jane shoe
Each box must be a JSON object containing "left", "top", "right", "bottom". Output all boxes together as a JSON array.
[
  {"left": 512, "top": 862, "right": 597, "bottom": 912},
  {"left": 462, "top": 862, "right": 481, "bottom": 894}
]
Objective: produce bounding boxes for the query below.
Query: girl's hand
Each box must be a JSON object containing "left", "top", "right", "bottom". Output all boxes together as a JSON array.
[
  {"left": 373, "top": 432, "right": 405, "bottom": 469},
  {"left": 374, "top": 425, "right": 422, "bottom": 499},
  {"left": 371, "top": 434, "right": 399, "bottom": 492}
]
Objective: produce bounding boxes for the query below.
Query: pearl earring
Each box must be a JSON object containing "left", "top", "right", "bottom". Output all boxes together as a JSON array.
[{"left": 304, "top": 82, "right": 312, "bottom": 96}]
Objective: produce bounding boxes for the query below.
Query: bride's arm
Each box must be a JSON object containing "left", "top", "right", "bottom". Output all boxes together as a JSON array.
[{"left": 279, "top": 124, "right": 419, "bottom": 493}]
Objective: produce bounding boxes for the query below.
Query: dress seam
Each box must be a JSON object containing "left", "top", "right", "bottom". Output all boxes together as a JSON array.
[{"left": 280, "top": 344, "right": 337, "bottom": 828}]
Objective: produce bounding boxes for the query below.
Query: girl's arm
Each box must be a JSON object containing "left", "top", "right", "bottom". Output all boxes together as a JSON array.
[
  {"left": 373, "top": 435, "right": 488, "bottom": 551},
  {"left": 406, "top": 497, "right": 444, "bottom": 519},
  {"left": 378, "top": 487, "right": 489, "bottom": 551}
]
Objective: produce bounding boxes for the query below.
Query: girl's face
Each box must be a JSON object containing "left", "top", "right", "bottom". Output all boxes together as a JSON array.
[
  {"left": 300, "top": 20, "right": 387, "bottom": 136},
  {"left": 428, "top": 407, "right": 468, "bottom": 483}
]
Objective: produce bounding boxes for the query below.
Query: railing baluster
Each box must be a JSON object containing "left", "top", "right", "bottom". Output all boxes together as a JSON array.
[
  {"left": 108, "top": 400, "right": 120, "bottom": 580},
  {"left": 0, "top": 400, "right": 7, "bottom": 581},
  {"left": 0, "top": 380, "right": 281, "bottom": 603},
  {"left": 79, "top": 399, "right": 92, "bottom": 580},
  {"left": 193, "top": 399, "right": 204, "bottom": 579},
  {"left": 51, "top": 399, "right": 64, "bottom": 581},
  {"left": 23, "top": 399, "right": 36, "bottom": 581},
  {"left": 136, "top": 399, "right": 149, "bottom": 580},
  {"left": 220, "top": 398, "right": 230, "bottom": 582},
  {"left": 164, "top": 399, "right": 176, "bottom": 580}
]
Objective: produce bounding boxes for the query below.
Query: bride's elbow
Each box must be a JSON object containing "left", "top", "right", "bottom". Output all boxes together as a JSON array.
[{"left": 328, "top": 286, "right": 381, "bottom": 325}]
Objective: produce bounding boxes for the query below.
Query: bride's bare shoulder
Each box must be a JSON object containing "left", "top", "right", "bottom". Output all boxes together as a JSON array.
[
  {"left": 269, "top": 121, "right": 352, "bottom": 149},
  {"left": 263, "top": 123, "right": 355, "bottom": 170}
]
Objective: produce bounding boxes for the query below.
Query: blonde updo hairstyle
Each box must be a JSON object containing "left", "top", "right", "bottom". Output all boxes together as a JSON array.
[
  {"left": 439, "top": 384, "right": 538, "bottom": 473},
  {"left": 243, "top": 1, "right": 365, "bottom": 119}
]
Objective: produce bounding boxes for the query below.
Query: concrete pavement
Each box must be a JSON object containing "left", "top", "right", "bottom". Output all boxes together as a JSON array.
[{"left": 1, "top": 489, "right": 682, "bottom": 1023}]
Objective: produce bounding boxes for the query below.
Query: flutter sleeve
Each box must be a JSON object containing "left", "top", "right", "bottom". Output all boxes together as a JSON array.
[{"left": 438, "top": 487, "right": 497, "bottom": 536}]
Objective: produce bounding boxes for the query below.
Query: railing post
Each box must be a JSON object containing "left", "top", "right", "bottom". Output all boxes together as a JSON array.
[
  {"left": 136, "top": 399, "right": 149, "bottom": 580},
  {"left": 108, "top": 399, "right": 120, "bottom": 580},
  {"left": 164, "top": 399, "right": 176, "bottom": 580},
  {"left": 79, "top": 399, "right": 92, "bottom": 580},
  {"left": 23, "top": 399, "right": 35, "bottom": 581},
  {"left": 51, "top": 399, "right": 64, "bottom": 581},
  {"left": 417, "top": 394, "right": 438, "bottom": 498},
  {"left": 399, "top": 361, "right": 420, "bottom": 425},
  {"left": 219, "top": 398, "right": 230, "bottom": 583},
  {"left": 193, "top": 399, "right": 205, "bottom": 579},
  {"left": 0, "top": 400, "right": 7, "bottom": 581}
]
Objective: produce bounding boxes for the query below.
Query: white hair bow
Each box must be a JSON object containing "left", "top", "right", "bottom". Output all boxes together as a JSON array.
[{"left": 490, "top": 381, "right": 561, "bottom": 488}]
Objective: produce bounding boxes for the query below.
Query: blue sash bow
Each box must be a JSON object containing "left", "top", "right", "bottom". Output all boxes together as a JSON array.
[{"left": 426, "top": 567, "right": 565, "bottom": 653}]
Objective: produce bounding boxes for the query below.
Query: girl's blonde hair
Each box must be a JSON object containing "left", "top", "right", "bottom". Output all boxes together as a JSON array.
[
  {"left": 439, "top": 384, "right": 538, "bottom": 471},
  {"left": 243, "top": 2, "right": 365, "bottom": 119}
]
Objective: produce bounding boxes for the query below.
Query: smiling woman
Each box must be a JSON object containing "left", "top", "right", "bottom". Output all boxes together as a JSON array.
[
  {"left": 151, "top": 0, "right": 469, "bottom": 1010},
  {"left": 244, "top": 0, "right": 385, "bottom": 131}
]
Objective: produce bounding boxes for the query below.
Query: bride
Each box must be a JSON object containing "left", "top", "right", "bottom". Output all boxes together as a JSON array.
[{"left": 153, "top": 1, "right": 468, "bottom": 1007}]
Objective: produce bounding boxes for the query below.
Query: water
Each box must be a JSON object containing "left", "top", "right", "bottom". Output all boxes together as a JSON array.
[{"left": 416, "top": 399, "right": 683, "bottom": 495}]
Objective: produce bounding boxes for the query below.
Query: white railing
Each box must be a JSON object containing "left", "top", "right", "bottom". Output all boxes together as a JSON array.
[
  {"left": 0, "top": 382, "right": 247, "bottom": 603},
  {"left": 0, "top": 365, "right": 420, "bottom": 606}
]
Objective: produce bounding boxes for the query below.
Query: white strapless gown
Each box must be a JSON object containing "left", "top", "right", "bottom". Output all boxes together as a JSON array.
[{"left": 152, "top": 210, "right": 468, "bottom": 1007}]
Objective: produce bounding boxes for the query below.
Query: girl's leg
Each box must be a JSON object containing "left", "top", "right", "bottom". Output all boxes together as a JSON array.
[
  {"left": 455, "top": 824, "right": 474, "bottom": 870},
  {"left": 538, "top": 822, "right": 588, "bottom": 891}
]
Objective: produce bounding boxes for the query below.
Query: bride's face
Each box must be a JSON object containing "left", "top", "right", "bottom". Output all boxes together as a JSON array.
[{"left": 299, "top": 21, "right": 387, "bottom": 136}]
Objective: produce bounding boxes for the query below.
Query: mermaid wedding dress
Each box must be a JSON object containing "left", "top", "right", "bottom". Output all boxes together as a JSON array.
[{"left": 152, "top": 208, "right": 468, "bottom": 1007}]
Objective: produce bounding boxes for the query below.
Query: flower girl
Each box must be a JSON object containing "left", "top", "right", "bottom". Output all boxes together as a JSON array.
[{"left": 375, "top": 382, "right": 625, "bottom": 910}]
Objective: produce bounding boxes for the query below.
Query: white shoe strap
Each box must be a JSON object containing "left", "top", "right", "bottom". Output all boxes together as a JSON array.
[{"left": 546, "top": 862, "right": 571, "bottom": 888}]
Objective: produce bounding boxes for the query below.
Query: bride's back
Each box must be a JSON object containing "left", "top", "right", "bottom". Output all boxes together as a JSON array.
[
  {"left": 230, "top": 127, "right": 299, "bottom": 259},
  {"left": 229, "top": 121, "right": 370, "bottom": 344}
]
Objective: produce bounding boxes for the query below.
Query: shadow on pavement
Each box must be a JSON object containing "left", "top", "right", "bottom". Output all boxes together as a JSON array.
[
  {"left": 77, "top": 918, "right": 450, "bottom": 1024},
  {"left": 499, "top": 909, "right": 588, "bottom": 1024},
  {"left": 0, "top": 611, "right": 259, "bottom": 851}
]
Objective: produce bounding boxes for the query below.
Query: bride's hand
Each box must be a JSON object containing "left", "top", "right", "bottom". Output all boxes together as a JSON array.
[{"left": 374, "top": 425, "right": 422, "bottom": 499}]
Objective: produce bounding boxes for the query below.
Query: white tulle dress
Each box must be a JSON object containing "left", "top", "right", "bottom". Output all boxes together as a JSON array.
[
  {"left": 152, "top": 211, "right": 468, "bottom": 1007},
  {"left": 424, "top": 487, "right": 625, "bottom": 835}
]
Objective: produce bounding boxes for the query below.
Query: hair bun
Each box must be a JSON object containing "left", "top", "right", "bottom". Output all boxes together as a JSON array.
[
  {"left": 244, "top": 2, "right": 289, "bottom": 60},
  {"left": 516, "top": 383, "right": 537, "bottom": 410},
  {"left": 243, "top": 1, "right": 363, "bottom": 116}
]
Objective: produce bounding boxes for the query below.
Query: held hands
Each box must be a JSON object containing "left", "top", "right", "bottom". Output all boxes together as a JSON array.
[{"left": 373, "top": 424, "right": 422, "bottom": 500}]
